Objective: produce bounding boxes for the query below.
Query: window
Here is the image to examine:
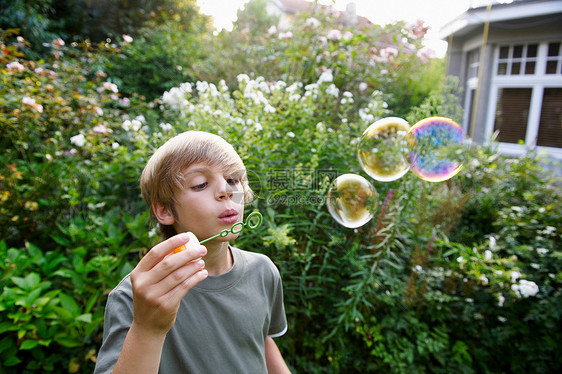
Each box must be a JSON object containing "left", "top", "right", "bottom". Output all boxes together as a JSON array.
[
  {"left": 546, "top": 42, "right": 561, "bottom": 75},
  {"left": 494, "top": 88, "right": 531, "bottom": 144},
  {"left": 467, "top": 49, "right": 480, "bottom": 79},
  {"left": 537, "top": 88, "right": 562, "bottom": 148},
  {"left": 497, "top": 44, "right": 538, "bottom": 76},
  {"left": 487, "top": 41, "right": 562, "bottom": 154}
]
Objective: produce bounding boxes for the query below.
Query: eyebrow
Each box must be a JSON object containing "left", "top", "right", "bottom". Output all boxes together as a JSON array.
[{"left": 183, "top": 166, "right": 212, "bottom": 176}]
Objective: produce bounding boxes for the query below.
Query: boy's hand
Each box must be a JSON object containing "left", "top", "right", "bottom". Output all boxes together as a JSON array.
[{"left": 129, "top": 233, "right": 208, "bottom": 337}]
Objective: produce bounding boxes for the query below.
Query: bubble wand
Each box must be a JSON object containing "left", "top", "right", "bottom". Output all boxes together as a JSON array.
[{"left": 173, "top": 211, "right": 263, "bottom": 253}]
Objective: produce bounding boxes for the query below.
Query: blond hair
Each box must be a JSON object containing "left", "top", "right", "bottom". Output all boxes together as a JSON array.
[{"left": 140, "top": 131, "right": 253, "bottom": 239}]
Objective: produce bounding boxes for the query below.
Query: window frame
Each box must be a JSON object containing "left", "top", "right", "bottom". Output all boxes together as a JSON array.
[{"left": 484, "top": 41, "right": 562, "bottom": 158}]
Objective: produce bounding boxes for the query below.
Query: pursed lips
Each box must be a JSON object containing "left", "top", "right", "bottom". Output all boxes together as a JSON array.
[{"left": 218, "top": 209, "right": 239, "bottom": 224}]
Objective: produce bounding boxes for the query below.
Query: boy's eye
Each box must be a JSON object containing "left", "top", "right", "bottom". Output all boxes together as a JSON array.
[
  {"left": 191, "top": 182, "right": 207, "bottom": 190},
  {"left": 226, "top": 177, "right": 240, "bottom": 185}
]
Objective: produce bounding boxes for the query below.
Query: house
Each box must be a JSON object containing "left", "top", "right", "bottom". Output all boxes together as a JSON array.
[
  {"left": 440, "top": 0, "right": 562, "bottom": 159},
  {"left": 265, "top": 0, "right": 373, "bottom": 30}
]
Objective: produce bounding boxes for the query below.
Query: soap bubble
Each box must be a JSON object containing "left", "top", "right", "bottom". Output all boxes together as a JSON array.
[
  {"left": 326, "top": 174, "right": 378, "bottom": 228},
  {"left": 357, "top": 117, "right": 411, "bottom": 182},
  {"left": 407, "top": 117, "right": 464, "bottom": 182}
]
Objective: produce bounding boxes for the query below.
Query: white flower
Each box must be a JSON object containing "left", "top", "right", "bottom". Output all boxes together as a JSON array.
[
  {"left": 196, "top": 80, "right": 209, "bottom": 93},
  {"left": 327, "top": 29, "right": 342, "bottom": 41},
  {"left": 316, "top": 122, "right": 324, "bottom": 131},
  {"left": 264, "top": 104, "right": 276, "bottom": 113},
  {"left": 498, "top": 293, "right": 505, "bottom": 307},
  {"left": 536, "top": 248, "right": 549, "bottom": 255},
  {"left": 112, "top": 142, "right": 120, "bottom": 149},
  {"left": 489, "top": 236, "right": 497, "bottom": 249},
  {"left": 498, "top": 316, "right": 507, "bottom": 323},
  {"left": 287, "top": 131, "right": 295, "bottom": 138},
  {"left": 237, "top": 74, "right": 250, "bottom": 83},
  {"left": 413, "top": 265, "right": 423, "bottom": 273},
  {"left": 162, "top": 87, "right": 189, "bottom": 109},
  {"left": 511, "top": 280, "right": 539, "bottom": 298},
  {"left": 305, "top": 17, "right": 321, "bottom": 28},
  {"left": 122, "top": 34, "right": 133, "bottom": 43},
  {"left": 6, "top": 61, "right": 25, "bottom": 73},
  {"left": 343, "top": 31, "right": 353, "bottom": 41},
  {"left": 510, "top": 271, "right": 521, "bottom": 283},
  {"left": 317, "top": 70, "right": 333, "bottom": 84},
  {"left": 286, "top": 82, "right": 302, "bottom": 93},
  {"left": 122, "top": 120, "right": 131, "bottom": 131},
  {"left": 325, "top": 84, "right": 339, "bottom": 97},
  {"left": 279, "top": 31, "right": 293, "bottom": 39},
  {"left": 159, "top": 123, "right": 173, "bottom": 132},
  {"left": 255, "top": 123, "right": 263, "bottom": 131},
  {"left": 267, "top": 25, "right": 277, "bottom": 35},
  {"left": 70, "top": 134, "right": 86, "bottom": 147},
  {"left": 358, "top": 82, "right": 368, "bottom": 92},
  {"left": 480, "top": 274, "right": 489, "bottom": 285},
  {"left": 343, "top": 91, "right": 353, "bottom": 98},
  {"left": 457, "top": 256, "right": 465, "bottom": 263},
  {"left": 148, "top": 227, "right": 157, "bottom": 238},
  {"left": 484, "top": 250, "right": 492, "bottom": 261},
  {"left": 131, "top": 119, "right": 142, "bottom": 131}
]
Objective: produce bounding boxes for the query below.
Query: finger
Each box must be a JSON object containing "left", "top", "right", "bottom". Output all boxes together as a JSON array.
[
  {"left": 150, "top": 244, "right": 207, "bottom": 284},
  {"left": 136, "top": 233, "right": 193, "bottom": 272},
  {"left": 155, "top": 258, "right": 207, "bottom": 296},
  {"left": 167, "top": 266, "right": 208, "bottom": 302}
]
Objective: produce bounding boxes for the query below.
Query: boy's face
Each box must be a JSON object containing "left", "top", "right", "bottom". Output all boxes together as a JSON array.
[{"left": 166, "top": 163, "right": 245, "bottom": 242}]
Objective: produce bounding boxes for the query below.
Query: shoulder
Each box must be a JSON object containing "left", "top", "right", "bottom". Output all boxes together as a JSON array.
[{"left": 106, "top": 274, "right": 133, "bottom": 304}]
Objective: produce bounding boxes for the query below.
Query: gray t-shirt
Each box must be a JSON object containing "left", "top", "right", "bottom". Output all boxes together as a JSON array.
[{"left": 94, "top": 246, "right": 287, "bottom": 373}]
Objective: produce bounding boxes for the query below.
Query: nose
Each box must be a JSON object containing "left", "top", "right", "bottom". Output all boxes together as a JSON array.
[{"left": 216, "top": 181, "right": 234, "bottom": 201}]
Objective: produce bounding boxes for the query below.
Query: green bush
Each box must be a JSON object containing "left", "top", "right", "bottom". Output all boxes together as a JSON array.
[{"left": 1, "top": 13, "right": 560, "bottom": 374}]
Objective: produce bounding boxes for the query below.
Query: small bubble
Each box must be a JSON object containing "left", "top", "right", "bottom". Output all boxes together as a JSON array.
[
  {"left": 357, "top": 117, "right": 411, "bottom": 182},
  {"left": 326, "top": 174, "right": 378, "bottom": 228}
]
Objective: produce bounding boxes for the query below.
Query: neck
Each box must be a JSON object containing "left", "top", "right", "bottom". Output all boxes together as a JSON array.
[{"left": 202, "top": 240, "right": 233, "bottom": 276}]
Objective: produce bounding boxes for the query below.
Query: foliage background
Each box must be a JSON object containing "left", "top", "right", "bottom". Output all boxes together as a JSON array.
[{"left": 1, "top": 0, "right": 560, "bottom": 373}]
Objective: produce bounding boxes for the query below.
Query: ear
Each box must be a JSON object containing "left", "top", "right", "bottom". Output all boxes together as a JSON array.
[{"left": 152, "top": 202, "right": 176, "bottom": 225}]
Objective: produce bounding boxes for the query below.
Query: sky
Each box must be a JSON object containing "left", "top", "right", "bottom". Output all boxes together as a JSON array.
[{"left": 196, "top": 0, "right": 471, "bottom": 56}]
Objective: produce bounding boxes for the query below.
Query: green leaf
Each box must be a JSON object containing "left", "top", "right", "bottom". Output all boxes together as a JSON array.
[
  {"left": 58, "top": 293, "right": 80, "bottom": 317},
  {"left": 76, "top": 313, "right": 92, "bottom": 323},
  {"left": 0, "top": 322, "right": 19, "bottom": 334},
  {"left": 54, "top": 335, "right": 81, "bottom": 348},
  {"left": 20, "top": 339, "right": 39, "bottom": 350}
]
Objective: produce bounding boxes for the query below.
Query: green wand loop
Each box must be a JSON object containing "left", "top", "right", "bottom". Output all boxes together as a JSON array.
[
  {"left": 173, "top": 212, "right": 263, "bottom": 253},
  {"left": 200, "top": 211, "right": 263, "bottom": 244}
]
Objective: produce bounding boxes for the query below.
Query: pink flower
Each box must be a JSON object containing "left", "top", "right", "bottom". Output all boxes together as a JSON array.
[
  {"left": 119, "top": 97, "right": 131, "bottom": 107},
  {"left": 100, "top": 81, "right": 119, "bottom": 93},
  {"left": 6, "top": 61, "right": 24, "bottom": 73},
  {"left": 92, "top": 124, "right": 108, "bottom": 133},
  {"left": 327, "top": 29, "right": 342, "bottom": 41},
  {"left": 305, "top": 17, "right": 321, "bottom": 28},
  {"left": 22, "top": 96, "right": 43, "bottom": 112},
  {"left": 52, "top": 38, "right": 65, "bottom": 48},
  {"left": 416, "top": 47, "right": 435, "bottom": 63}
]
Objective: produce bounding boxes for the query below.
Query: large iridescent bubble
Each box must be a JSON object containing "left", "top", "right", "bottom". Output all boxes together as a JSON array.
[
  {"left": 326, "top": 174, "right": 378, "bottom": 228},
  {"left": 357, "top": 117, "right": 411, "bottom": 182},
  {"left": 407, "top": 117, "right": 464, "bottom": 182}
]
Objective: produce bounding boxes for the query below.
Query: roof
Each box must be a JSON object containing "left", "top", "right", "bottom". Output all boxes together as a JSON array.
[
  {"left": 439, "top": 0, "right": 562, "bottom": 39},
  {"left": 272, "top": 0, "right": 373, "bottom": 29}
]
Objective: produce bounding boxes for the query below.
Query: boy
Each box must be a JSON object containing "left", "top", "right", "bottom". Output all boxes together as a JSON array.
[{"left": 94, "top": 131, "right": 290, "bottom": 373}]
